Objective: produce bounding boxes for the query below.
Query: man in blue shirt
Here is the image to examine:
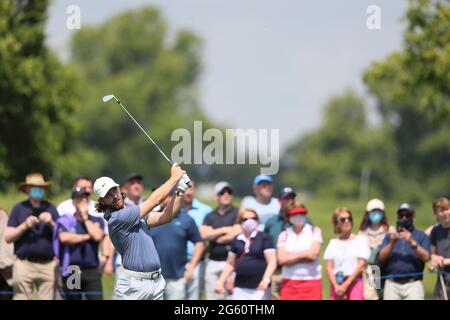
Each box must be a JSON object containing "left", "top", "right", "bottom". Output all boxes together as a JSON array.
[
  {"left": 150, "top": 195, "right": 205, "bottom": 300},
  {"left": 93, "top": 164, "right": 189, "bottom": 300},
  {"left": 379, "top": 203, "right": 430, "bottom": 300},
  {"left": 179, "top": 180, "right": 212, "bottom": 300},
  {"left": 4, "top": 173, "right": 59, "bottom": 300}
]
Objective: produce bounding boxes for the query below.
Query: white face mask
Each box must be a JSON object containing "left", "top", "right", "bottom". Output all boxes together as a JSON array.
[{"left": 289, "top": 214, "right": 306, "bottom": 225}]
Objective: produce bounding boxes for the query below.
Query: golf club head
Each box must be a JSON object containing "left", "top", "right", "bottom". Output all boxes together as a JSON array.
[{"left": 102, "top": 94, "right": 117, "bottom": 103}]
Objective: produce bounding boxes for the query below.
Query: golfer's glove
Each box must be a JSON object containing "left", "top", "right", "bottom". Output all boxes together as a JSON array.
[{"left": 177, "top": 174, "right": 191, "bottom": 194}]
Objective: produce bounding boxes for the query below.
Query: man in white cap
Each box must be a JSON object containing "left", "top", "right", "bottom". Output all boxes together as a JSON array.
[{"left": 93, "top": 163, "right": 189, "bottom": 300}]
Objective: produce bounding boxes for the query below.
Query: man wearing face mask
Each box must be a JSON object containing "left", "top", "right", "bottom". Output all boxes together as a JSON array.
[
  {"left": 379, "top": 203, "right": 431, "bottom": 300},
  {"left": 4, "top": 173, "right": 59, "bottom": 300}
]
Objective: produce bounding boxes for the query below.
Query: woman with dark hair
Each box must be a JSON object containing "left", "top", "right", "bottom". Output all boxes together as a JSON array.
[{"left": 358, "top": 199, "right": 395, "bottom": 299}]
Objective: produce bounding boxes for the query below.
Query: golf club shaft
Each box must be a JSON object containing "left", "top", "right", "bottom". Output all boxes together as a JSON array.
[
  {"left": 114, "top": 99, "right": 174, "bottom": 166},
  {"left": 112, "top": 98, "right": 192, "bottom": 188}
]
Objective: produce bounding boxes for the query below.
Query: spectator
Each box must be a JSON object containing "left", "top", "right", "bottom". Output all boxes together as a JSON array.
[
  {"left": 200, "top": 182, "right": 241, "bottom": 300},
  {"left": 57, "top": 176, "right": 96, "bottom": 217},
  {"left": 4, "top": 173, "right": 59, "bottom": 300},
  {"left": 150, "top": 194, "right": 205, "bottom": 300},
  {"left": 265, "top": 187, "right": 313, "bottom": 248},
  {"left": 241, "top": 175, "right": 280, "bottom": 230},
  {"left": 264, "top": 187, "right": 312, "bottom": 300},
  {"left": 428, "top": 197, "right": 450, "bottom": 300},
  {"left": 378, "top": 203, "right": 430, "bottom": 300},
  {"left": 180, "top": 180, "right": 213, "bottom": 299},
  {"left": 277, "top": 206, "right": 323, "bottom": 300},
  {"left": 0, "top": 208, "right": 15, "bottom": 300},
  {"left": 358, "top": 198, "right": 395, "bottom": 300},
  {"left": 324, "top": 208, "right": 370, "bottom": 300},
  {"left": 54, "top": 187, "right": 105, "bottom": 300},
  {"left": 56, "top": 176, "right": 111, "bottom": 273},
  {"left": 122, "top": 173, "right": 145, "bottom": 207},
  {"left": 215, "top": 209, "right": 277, "bottom": 299}
]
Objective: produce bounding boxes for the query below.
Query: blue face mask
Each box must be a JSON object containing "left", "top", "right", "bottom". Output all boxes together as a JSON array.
[
  {"left": 369, "top": 210, "right": 383, "bottom": 224},
  {"left": 30, "top": 187, "right": 45, "bottom": 200}
]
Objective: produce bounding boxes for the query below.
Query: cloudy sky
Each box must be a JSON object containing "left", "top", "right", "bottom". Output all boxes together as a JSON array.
[{"left": 46, "top": 0, "right": 406, "bottom": 151}]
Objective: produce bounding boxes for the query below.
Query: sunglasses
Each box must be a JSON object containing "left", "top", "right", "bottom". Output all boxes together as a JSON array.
[
  {"left": 242, "top": 217, "right": 257, "bottom": 222},
  {"left": 338, "top": 216, "right": 352, "bottom": 223},
  {"left": 218, "top": 189, "right": 233, "bottom": 196},
  {"left": 397, "top": 213, "right": 412, "bottom": 219}
]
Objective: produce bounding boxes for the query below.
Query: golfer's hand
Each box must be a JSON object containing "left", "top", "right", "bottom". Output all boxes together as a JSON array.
[
  {"left": 177, "top": 174, "right": 191, "bottom": 193},
  {"left": 170, "top": 163, "right": 185, "bottom": 181}
]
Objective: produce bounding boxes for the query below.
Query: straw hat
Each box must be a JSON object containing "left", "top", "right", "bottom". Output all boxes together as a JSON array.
[{"left": 19, "top": 173, "right": 51, "bottom": 193}]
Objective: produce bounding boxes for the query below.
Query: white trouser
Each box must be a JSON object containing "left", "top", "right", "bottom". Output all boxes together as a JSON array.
[
  {"left": 232, "top": 287, "right": 270, "bottom": 300},
  {"left": 114, "top": 267, "right": 165, "bottom": 300},
  {"left": 383, "top": 279, "right": 424, "bottom": 300},
  {"left": 205, "top": 259, "right": 228, "bottom": 300}
]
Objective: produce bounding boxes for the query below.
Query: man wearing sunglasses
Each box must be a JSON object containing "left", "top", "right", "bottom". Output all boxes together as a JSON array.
[
  {"left": 379, "top": 203, "right": 430, "bottom": 300},
  {"left": 200, "top": 182, "right": 241, "bottom": 299}
]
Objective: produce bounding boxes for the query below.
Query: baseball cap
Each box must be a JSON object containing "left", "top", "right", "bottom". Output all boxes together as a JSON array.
[
  {"left": 278, "top": 187, "right": 296, "bottom": 199},
  {"left": 93, "top": 177, "right": 120, "bottom": 199},
  {"left": 124, "top": 173, "right": 143, "bottom": 184},
  {"left": 253, "top": 174, "right": 273, "bottom": 185},
  {"left": 214, "top": 181, "right": 232, "bottom": 195},
  {"left": 71, "top": 187, "right": 90, "bottom": 199},
  {"left": 366, "top": 199, "right": 385, "bottom": 212},
  {"left": 287, "top": 206, "right": 308, "bottom": 216},
  {"left": 397, "top": 203, "right": 414, "bottom": 215}
]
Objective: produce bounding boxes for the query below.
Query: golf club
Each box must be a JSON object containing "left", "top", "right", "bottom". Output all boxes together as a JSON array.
[{"left": 102, "top": 94, "right": 191, "bottom": 188}]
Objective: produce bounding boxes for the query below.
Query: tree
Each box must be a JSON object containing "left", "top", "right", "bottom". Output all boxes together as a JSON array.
[
  {"left": 70, "top": 7, "right": 214, "bottom": 184},
  {"left": 282, "top": 90, "right": 402, "bottom": 200},
  {"left": 364, "top": 0, "right": 450, "bottom": 121},
  {"left": 364, "top": 0, "right": 450, "bottom": 199},
  {"left": 0, "top": 0, "right": 79, "bottom": 189}
]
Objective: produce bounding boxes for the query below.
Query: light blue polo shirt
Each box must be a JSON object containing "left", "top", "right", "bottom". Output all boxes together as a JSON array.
[
  {"left": 105, "top": 205, "right": 160, "bottom": 273},
  {"left": 182, "top": 198, "right": 213, "bottom": 259}
]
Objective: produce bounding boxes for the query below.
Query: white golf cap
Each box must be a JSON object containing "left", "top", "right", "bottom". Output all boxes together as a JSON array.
[
  {"left": 366, "top": 198, "right": 385, "bottom": 212},
  {"left": 214, "top": 181, "right": 232, "bottom": 195},
  {"left": 93, "top": 177, "right": 120, "bottom": 199}
]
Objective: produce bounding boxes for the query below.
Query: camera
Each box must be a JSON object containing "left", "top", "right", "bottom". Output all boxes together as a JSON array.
[
  {"left": 396, "top": 219, "right": 413, "bottom": 232},
  {"left": 31, "top": 207, "right": 44, "bottom": 217}
]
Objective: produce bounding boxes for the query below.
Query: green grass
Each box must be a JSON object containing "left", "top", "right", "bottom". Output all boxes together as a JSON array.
[{"left": 1, "top": 192, "right": 438, "bottom": 300}]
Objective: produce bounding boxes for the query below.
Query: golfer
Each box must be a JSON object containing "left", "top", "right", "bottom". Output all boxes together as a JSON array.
[{"left": 93, "top": 163, "right": 189, "bottom": 300}]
